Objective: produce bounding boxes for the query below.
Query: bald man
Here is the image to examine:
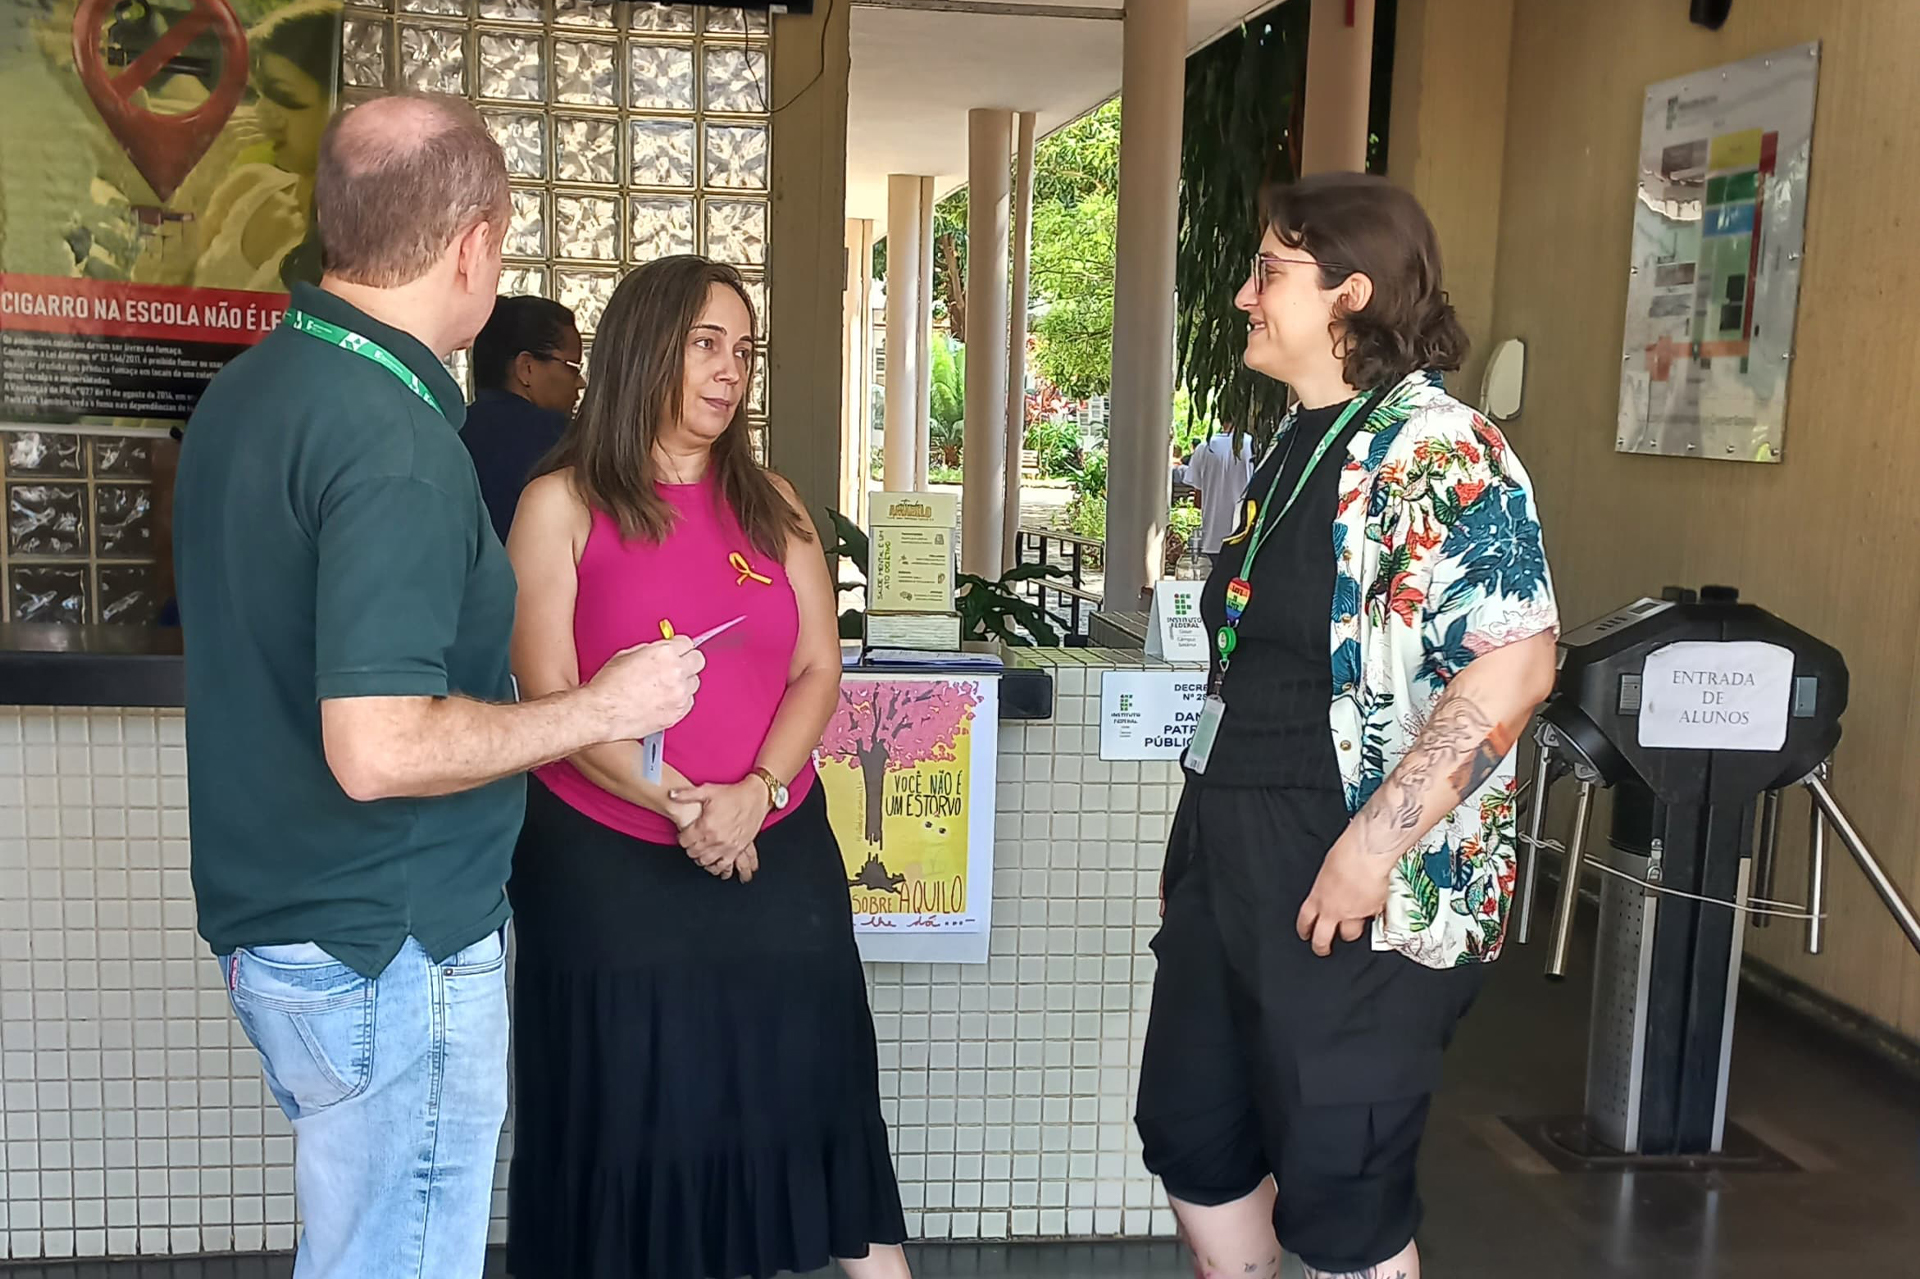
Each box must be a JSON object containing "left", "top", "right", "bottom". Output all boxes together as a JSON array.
[{"left": 173, "top": 94, "right": 705, "bottom": 1278}]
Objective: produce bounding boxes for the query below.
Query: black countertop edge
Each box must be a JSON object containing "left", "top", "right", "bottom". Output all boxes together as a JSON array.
[
  {"left": 0, "top": 624, "right": 186, "bottom": 708},
  {"left": 846, "top": 661, "right": 1052, "bottom": 720},
  {"left": 0, "top": 625, "right": 1055, "bottom": 719}
]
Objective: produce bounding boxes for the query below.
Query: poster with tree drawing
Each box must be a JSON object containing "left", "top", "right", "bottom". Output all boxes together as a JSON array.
[{"left": 817, "top": 675, "right": 998, "bottom": 945}]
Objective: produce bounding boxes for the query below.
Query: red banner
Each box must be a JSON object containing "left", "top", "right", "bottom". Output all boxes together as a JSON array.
[{"left": 0, "top": 274, "right": 287, "bottom": 345}]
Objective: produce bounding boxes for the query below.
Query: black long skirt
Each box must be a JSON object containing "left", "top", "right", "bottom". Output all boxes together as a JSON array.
[{"left": 505, "top": 777, "right": 907, "bottom": 1279}]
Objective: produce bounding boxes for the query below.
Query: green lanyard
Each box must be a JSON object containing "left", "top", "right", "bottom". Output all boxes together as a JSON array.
[
  {"left": 1215, "top": 389, "right": 1379, "bottom": 677},
  {"left": 282, "top": 309, "right": 445, "bottom": 418}
]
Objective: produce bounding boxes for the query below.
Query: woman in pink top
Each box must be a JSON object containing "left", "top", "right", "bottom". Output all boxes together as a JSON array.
[{"left": 503, "top": 257, "right": 910, "bottom": 1279}]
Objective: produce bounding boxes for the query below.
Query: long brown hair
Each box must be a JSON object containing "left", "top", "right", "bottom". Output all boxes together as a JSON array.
[
  {"left": 542, "top": 256, "right": 808, "bottom": 557},
  {"left": 1259, "top": 173, "right": 1468, "bottom": 389}
]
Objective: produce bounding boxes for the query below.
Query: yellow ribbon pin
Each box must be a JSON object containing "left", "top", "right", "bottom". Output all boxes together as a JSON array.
[
  {"left": 1221, "top": 499, "right": 1258, "bottom": 546},
  {"left": 730, "top": 551, "right": 773, "bottom": 586}
]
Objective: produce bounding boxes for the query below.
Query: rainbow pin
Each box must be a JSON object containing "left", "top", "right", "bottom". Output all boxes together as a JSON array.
[{"left": 1224, "top": 577, "right": 1252, "bottom": 622}]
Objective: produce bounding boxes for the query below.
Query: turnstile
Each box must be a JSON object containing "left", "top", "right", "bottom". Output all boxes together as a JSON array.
[{"left": 1519, "top": 586, "right": 1920, "bottom": 1159}]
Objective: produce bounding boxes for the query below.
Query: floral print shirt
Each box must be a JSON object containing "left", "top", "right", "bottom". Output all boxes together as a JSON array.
[{"left": 1281, "top": 369, "right": 1558, "bottom": 969}]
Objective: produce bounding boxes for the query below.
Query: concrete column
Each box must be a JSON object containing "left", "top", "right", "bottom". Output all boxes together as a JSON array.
[
  {"left": 764, "top": 0, "right": 851, "bottom": 526},
  {"left": 1002, "top": 110, "right": 1036, "bottom": 571},
  {"left": 1104, "top": 0, "right": 1186, "bottom": 610},
  {"left": 915, "top": 175, "right": 936, "bottom": 490},
  {"left": 1301, "top": 0, "right": 1376, "bottom": 175},
  {"left": 841, "top": 217, "right": 874, "bottom": 525},
  {"left": 883, "top": 174, "right": 924, "bottom": 491},
  {"left": 962, "top": 107, "right": 1012, "bottom": 578}
]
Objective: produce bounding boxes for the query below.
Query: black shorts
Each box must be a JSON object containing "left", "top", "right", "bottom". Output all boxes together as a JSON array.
[{"left": 1134, "top": 779, "right": 1484, "bottom": 1274}]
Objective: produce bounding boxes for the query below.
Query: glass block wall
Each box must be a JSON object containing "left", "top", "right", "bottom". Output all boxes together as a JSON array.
[
  {"left": 0, "top": 2, "right": 773, "bottom": 625},
  {"left": 0, "top": 433, "right": 165, "bottom": 625},
  {"left": 342, "top": 0, "right": 773, "bottom": 417}
]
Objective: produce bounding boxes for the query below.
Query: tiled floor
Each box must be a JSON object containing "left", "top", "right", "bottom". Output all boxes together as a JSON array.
[{"left": 4, "top": 926, "right": 1916, "bottom": 1279}]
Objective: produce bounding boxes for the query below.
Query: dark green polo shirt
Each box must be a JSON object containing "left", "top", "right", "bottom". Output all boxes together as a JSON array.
[{"left": 174, "top": 283, "right": 523, "bottom": 978}]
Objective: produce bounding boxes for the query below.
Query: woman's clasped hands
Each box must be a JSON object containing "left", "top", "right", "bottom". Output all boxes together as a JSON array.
[{"left": 669, "top": 778, "right": 770, "bottom": 883}]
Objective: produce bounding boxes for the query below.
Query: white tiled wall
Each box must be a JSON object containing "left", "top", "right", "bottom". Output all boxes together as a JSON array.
[{"left": 0, "top": 652, "right": 1184, "bottom": 1261}]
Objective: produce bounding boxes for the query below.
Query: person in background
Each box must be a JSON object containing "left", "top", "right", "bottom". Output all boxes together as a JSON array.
[
  {"left": 504, "top": 254, "right": 911, "bottom": 1279},
  {"left": 460, "top": 295, "right": 584, "bottom": 542},
  {"left": 1184, "top": 418, "right": 1257, "bottom": 572},
  {"left": 1133, "top": 172, "right": 1557, "bottom": 1279},
  {"left": 171, "top": 94, "right": 704, "bottom": 1279}
]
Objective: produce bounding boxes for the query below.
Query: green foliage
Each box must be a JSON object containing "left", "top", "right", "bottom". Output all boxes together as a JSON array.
[
  {"left": 1171, "top": 385, "right": 1220, "bottom": 458},
  {"left": 928, "top": 333, "right": 965, "bottom": 431},
  {"left": 957, "top": 563, "right": 1070, "bottom": 647},
  {"left": 1174, "top": 3, "right": 1311, "bottom": 447},
  {"left": 1031, "top": 191, "right": 1118, "bottom": 399},
  {"left": 1025, "top": 417, "right": 1083, "bottom": 479},
  {"left": 1065, "top": 493, "right": 1106, "bottom": 563},
  {"left": 1170, "top": 505, "right": 1203, "bottom": 542},
  {"left": 1029, "top": 100, "right": 1123, "bottom": 400},
  {"left": 1034, "top": 98, "right": 1122, "bottom": 207},
  {"left": 1069, "top": 448, "right": 1107, "bottom": 502}
]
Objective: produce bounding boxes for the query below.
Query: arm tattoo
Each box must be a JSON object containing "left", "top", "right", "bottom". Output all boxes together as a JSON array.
[{"left": 1353, "top": 689, "right": 1513, "bottom": 860}]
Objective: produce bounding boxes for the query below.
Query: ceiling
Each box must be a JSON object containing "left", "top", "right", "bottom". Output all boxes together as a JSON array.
[{"left": 841, "top": 0, "right": 1281, "bottom": 220}]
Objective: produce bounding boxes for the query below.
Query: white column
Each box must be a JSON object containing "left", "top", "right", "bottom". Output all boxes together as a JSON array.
[
  {"left": 883, "top": 174, "right": 924, "bottom": 491},
  {"left": 841, "top": 217, "right": 874, "bottom": 524},
  {"left": 1104, "top": 0, "right": 1186, "bottom": 610},
  {"left": 1002, "top": 111, "right": 1037, "bottom": 572},
  {"left": 915, "top": 174, "right": 936, "bottom": 490},
  {"left": 962, "top": 108, "right": 1012, "bottom": 578},
  {"left": 1301, "top": 0, "right": 1376, "bottom": 174}
]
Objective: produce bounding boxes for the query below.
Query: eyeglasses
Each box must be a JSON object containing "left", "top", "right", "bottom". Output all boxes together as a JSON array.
[
  {"left": 541, "top": 354, "right": 583, "bottom": 377},
  {"left": 1250, "top": 252, "right": 1351, "bottom": 295}
]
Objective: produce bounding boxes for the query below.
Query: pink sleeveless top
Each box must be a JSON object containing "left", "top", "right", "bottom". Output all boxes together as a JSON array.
[{"left": 535, "top": 474, "right": 816, "bottom": 843}]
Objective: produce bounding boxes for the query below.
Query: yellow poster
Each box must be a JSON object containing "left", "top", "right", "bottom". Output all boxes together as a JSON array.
[{"left": 818, "top": 674, "right": 999, "bottom": 954}]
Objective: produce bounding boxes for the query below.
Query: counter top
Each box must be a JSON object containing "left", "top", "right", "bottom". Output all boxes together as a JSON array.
[
  {"left": 0, "top": 626, "right": 1055, "bottom": 718},
  {"left": 0, "top": 623, "right": 185, "bottom": 707}
]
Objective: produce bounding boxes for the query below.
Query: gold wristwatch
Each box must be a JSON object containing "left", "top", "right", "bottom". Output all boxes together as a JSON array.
[{"left": 750, "top": 766, "right": 788, "bottom": 810}]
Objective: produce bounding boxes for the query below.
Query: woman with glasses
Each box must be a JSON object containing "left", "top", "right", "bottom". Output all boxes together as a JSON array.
[
  {"left": 459, "top": 295, "right": 586, "bottom": 543},
  {"left": 1134, "top": 173, "right": 1558, "bottom": 1279}
]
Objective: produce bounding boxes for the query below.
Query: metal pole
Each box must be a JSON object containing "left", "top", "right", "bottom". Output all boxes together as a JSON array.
[
  {"left": 1804, "top": 773, "right": 1920, "bottom": 957},
  {"left": 1751, "top": 789, "right": 1781, "bottom": 930},
  {"left": 1516, "top": 733, "right": 1555, "bottom": 945},
  {"left": 1803, "top": 784, "right": 1827, "bottom": 956},
  {"left": 1545, "top": 779, "right": 1596, "bottom": 981}
]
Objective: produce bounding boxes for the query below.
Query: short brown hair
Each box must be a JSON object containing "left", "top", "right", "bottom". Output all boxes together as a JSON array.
[
  {"left": 1259, "top": 173, "right": 1468, "bottom": 389},
  {"left": 541, "top": 256, "right": 809, "bottom": 558},
  {"left": 314, "top": 94, "right": 510, "bottom": 288}
]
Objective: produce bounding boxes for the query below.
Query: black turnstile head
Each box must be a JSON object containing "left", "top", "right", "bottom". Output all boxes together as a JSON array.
[{"left": 1544, "top": 590, "right": 1847, "bottom": 806}]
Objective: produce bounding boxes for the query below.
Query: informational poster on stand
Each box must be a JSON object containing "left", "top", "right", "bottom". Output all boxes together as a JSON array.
[
  {"left": 818, "top": 673, "right": 999, "bottom": 964},
  {"left": 1, "top": 0, "right": 343, "bottom": 427},
  {"left": 1615, "top": 43, "right": 1821, "bottom": 464},
  {"left": 867, "top": 491, "right": 958, "bottom": 613}
]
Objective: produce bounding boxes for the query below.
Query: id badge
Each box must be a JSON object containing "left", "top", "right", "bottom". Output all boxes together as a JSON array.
[
  {"left": 1184, "top": 695, "right": 1227, "bottom": 775},
  {"left": 639, "top": 731, "right": 664, "bottom": 784}
]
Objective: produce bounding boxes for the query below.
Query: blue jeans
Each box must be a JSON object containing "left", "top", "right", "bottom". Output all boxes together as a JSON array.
[{"left": 223, "top": 931, "right": 509, "bottom": 1279}]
